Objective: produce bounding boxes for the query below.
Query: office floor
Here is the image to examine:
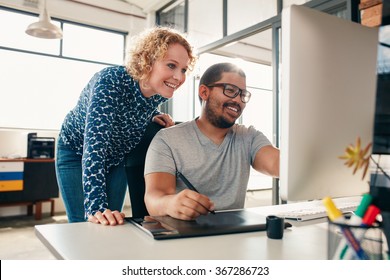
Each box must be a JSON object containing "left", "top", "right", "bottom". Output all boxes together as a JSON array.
[{"left": 0, "top": 189, "right": 272, "bottom": 260}]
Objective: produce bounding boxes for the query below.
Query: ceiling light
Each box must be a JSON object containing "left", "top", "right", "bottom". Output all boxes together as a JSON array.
[{"left": 25, "top": 0, "right": 63, "bottom": 39}]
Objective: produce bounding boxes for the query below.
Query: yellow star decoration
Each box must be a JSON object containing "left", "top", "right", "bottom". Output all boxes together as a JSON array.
[{"left": 339, "top": 137, "right": 372, "bottom": 180}]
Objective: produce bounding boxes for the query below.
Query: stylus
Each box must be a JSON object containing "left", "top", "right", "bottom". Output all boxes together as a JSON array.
[{"left": 176, "top": 171, "right": 216, "bottom": 214}]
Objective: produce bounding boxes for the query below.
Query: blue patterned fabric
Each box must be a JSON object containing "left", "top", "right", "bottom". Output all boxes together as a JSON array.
[{"left": 58, "top": 65, "right": 167, "bottom": 216}]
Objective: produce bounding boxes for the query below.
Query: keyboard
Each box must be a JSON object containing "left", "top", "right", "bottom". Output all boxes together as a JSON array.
[{"left": 277, "top": 199, "right": 359, "bottom": 221}]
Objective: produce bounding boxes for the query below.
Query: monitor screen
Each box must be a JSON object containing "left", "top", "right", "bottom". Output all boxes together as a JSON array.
[
  {"left": 280, "top": 5, "right": 379, "bottom": 202},
  {"left": 370, "top": 2, "right": 390, "bottom": 212},
  {"left": 373, "top": 24, "right": 390, "bottom": 155}
]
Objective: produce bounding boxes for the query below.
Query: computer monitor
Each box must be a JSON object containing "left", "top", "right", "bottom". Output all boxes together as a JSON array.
[{"left": 280, "top": 5, "right": 379, "bottom": 202}]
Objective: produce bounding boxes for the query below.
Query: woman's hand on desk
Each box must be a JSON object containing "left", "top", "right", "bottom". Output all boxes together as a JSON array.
[{"left": 88, "top": 209, "right": 125, "bottom": 226}]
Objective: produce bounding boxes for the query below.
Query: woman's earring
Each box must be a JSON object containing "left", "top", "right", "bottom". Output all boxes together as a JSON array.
[{"left": 141, "top": 80, "right": 151, "bottom": 90}]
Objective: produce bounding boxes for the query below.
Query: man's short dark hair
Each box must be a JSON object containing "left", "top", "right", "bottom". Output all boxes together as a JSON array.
[{"left": 198, "top": 63, "right": 246, "bottom": 103}]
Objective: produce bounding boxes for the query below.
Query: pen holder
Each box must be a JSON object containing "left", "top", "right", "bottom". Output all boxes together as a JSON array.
[{"left": 327, "top": 220, "right": 385, "bottom": 260}]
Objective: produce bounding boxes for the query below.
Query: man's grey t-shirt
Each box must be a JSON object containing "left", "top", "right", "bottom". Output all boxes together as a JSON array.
[{"left": 144, "top": 120, "right": 272, "bottom": 210}]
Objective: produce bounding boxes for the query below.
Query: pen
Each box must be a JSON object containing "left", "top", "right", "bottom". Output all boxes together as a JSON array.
[
  {"left": 332, "top": 193, "right": 372, "bottom": 259},
  {"left": 176, "top": 171, "right": 216, "bottom": 215},
  {"left": 341, "top": 205, "right": 380, "bottom": 260},
  {"left": 323, "top": 197, "right": 368, "bottom": 260}
]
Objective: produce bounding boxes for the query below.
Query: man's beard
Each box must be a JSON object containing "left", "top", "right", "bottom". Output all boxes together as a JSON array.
[{"left": 204, "top": 100, "right": 237, "bottom": 129}]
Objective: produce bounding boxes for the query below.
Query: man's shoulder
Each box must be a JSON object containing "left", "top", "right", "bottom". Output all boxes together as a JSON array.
[
  {"left": 160, "top": 120, "right": 193, "bottom": 134},
  {"left": 148, "top": 121, "right": 195, "bottom": 155},
  {"left": 232, "top": 123, "right": 258, "bottom": 134},
  {"left": 151, "top": 121, "right": 195, "bottom": 147}
]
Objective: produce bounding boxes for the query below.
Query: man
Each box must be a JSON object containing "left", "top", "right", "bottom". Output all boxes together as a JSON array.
[{"left": 144, "top": 62, "right": 279, "bottom": 220}]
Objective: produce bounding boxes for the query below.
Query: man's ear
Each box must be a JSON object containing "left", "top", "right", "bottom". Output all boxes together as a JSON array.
[{"left": 199, "top": 84, "right": 209, "bottom": 101}]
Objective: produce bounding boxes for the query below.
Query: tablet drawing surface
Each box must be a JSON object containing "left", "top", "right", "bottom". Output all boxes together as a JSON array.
[{"left": 126, "top": 209, "right": 267, "bottom": 240}]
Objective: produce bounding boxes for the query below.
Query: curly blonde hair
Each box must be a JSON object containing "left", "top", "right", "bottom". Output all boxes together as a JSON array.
[{"left": 126, "top": 26, "right": 197, "bottom": 82}]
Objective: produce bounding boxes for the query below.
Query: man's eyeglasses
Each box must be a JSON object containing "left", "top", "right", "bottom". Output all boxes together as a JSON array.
[{"left": 206, "top": 83, "right": 252, "bottom": 103}]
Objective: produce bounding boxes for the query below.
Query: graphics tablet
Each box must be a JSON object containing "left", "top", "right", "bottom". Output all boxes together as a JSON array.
[{"left": 126, "top": 209, "right": 267, "bottom": 240}]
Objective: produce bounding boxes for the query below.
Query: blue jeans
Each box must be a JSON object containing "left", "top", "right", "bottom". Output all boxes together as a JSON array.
[{"left": 55, "top": 138, "right": 127, "bottom": 223}]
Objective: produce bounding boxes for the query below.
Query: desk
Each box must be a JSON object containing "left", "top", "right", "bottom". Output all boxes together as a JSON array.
[{"left": 35, "top": 204, "right": 331, "bottom": 260}]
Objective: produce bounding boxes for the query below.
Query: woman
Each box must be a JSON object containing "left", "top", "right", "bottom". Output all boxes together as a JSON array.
[{"left": 55, "top": 27, "right": 196, "bottom": 226}]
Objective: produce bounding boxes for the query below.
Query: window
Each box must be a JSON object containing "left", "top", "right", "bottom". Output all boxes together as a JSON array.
[
  {"left": 0, "top": 49, "right": 106, "bottom": 129},
  {"left": 158, "top": 1, "right": 186, "bottom": 32},
  {"left": 227, "top": 0, "right": 277, "bottom": 34},
  {"left": 0, "top": 9, "right": 61, "bottom": 55},
  {"left": 62, "top": 23, "right": 124, "bottom": 65},
  {"left": 0, "top": 8, "right": 126, "bottom": 130},
  {"left": 187, "top": 0, "right": 223, "bottom": 46}
]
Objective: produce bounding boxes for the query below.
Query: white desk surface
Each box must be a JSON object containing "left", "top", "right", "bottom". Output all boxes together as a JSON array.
[{"left": 34, "top": 200, "right": 355, "bottom": 260}]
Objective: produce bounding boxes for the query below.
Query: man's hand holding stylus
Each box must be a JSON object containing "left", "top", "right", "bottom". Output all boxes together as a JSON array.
[
  {"left": 165, "top": 189, "right": 215, "bottom": 220},
  {"left": 145, "top": 172, "right": 215, "bottom": 220}
]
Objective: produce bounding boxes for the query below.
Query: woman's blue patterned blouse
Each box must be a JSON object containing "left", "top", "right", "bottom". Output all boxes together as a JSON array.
[{"left": 58, "top": 66, "right": 167, "bottom": 216}]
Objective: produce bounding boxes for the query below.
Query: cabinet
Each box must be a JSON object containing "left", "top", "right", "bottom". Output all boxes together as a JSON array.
[{"left": 0, "top": 158, "right": 59, "bottom": 219}]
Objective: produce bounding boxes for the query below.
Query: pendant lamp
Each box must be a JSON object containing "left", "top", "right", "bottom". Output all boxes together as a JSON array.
[{"left": 25, "top": 0, "right": 63, "bottom": 39}]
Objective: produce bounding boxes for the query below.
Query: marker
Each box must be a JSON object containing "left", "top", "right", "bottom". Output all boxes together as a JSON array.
[
  {"left": 323, "top": 197, "right": 368, "bottom": 260},
  {"left": 176, "top": 171, "right": 216, "bottom": 215},
  {"left": 322, "top": 197, "right": 345, "bottom": 222},
  {"left": 341, "top": 205, "right": 380, "bottom": 260},
  {"left": 332, "top": 194, "right": 372, "bottom": 259}
]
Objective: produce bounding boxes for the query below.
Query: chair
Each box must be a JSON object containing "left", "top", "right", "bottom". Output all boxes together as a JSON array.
[{"left": 125, "top": 122, "right": 164, "bottom": 218}]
